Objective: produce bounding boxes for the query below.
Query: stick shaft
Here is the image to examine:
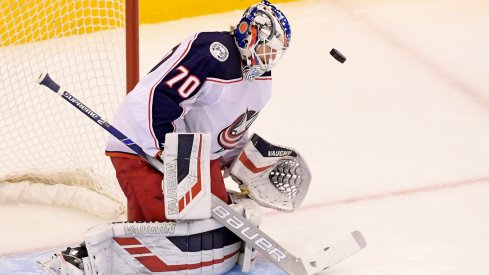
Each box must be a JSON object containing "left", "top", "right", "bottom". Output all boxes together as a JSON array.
[{"left": 37, "top": 73, "right": 163, "bottom": 170}]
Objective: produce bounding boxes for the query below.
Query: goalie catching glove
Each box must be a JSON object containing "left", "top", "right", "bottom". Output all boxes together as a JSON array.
[{"left": 229, "top": 133, "right": 311, "bottom": 212}]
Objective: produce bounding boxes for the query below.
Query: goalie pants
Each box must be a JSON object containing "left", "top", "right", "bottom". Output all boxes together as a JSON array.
[{"left": 110, "top": 156, "right": 229, "bottom": 222}]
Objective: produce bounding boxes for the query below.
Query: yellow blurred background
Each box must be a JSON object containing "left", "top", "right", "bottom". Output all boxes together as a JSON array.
[{"left": 0, "top": 0, "right": 296, "bottom": 46}]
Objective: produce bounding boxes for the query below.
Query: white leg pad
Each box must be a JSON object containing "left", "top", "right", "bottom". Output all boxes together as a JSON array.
[
  {"left": 238, "top": 242, "right": 256, "bottom": 273},
  {"left": 83, "top": 219, "right": 242, "bottom": 275},
  {"left": 229, "top": 191, "right": 262, "bottom": 272}
]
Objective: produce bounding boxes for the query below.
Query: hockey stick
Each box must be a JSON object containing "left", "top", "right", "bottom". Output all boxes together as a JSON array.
[{"left": 37, "top": 72, "right": 366, "bottom": 275}]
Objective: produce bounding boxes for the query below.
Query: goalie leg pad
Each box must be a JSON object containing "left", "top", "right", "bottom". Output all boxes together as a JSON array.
[
  {"left": 228, "top": 191, "right": 262, "bottom": 273},
  {"left": 83, "top": 219, "right": 241, "bottom": 275},
  {"left": 38, "top": 246, "right": 87, "bottom": 275},
  {"left": 238, "top": 242, "right": 257, "bottom": 273}
]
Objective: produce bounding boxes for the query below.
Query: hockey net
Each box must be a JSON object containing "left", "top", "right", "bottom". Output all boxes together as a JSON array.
[{"left": 0, "top": 0, "right": 136, "bottom": 218}]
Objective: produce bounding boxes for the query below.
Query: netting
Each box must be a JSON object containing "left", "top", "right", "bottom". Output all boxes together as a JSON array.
[{"left": 0, "top": 0, "right": 127, "bottom": 217}]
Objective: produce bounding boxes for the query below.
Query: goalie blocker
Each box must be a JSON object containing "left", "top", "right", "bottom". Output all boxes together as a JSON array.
[
  {"left": 230, "top": 133, "right": 311, "bottom": 212},
  {"left": 163, "top": 133, "right": 212, "bottom": 220}
]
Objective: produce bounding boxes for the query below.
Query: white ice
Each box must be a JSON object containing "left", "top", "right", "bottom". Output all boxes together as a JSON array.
[{"left": 1, "top": 0, "right": 489, "bottom": 274}]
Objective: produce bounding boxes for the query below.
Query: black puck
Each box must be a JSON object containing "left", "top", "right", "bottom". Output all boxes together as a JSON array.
[{"left": 330, "top": 48, "right": 346, "bottom": 63}]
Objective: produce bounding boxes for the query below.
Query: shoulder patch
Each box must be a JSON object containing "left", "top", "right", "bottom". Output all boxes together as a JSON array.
[{"left": 209, "top": 42, "right": 229, "bottom": 62}]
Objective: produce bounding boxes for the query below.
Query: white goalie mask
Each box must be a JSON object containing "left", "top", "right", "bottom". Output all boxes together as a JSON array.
[
  {"left": 229, "top": 134, "right": 311, "bottom": 212},
  {"left": 234, "top": 1, "right": 292, "bottom": 81}
]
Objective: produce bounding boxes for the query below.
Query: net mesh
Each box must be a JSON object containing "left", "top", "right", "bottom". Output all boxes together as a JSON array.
[{"left": 0, "top": 0, "right": 127, "bottom": 216}]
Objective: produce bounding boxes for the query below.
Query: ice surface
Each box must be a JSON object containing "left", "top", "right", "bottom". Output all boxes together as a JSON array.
[{"left": 1, "top": 0, "right": 489, "bottom": 274}]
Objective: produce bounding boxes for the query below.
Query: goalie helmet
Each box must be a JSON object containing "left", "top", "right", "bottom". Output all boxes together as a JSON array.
[{"left": 234, "top": 0, "right": 291, "bottom": 81}]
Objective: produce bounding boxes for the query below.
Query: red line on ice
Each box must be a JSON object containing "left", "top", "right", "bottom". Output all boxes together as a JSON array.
[{"left": 266, "top": 176, "right": 489, "bottom": 216}]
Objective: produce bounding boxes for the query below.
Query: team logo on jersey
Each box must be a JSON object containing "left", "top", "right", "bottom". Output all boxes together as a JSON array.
[
  {"left": 217, "top": 110, "right": 259, "bottom": 151},
  {"left": 210, "top": 42, "right": 229, "bottom": 62}
]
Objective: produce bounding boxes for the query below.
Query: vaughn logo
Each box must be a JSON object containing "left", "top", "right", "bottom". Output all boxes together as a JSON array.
[
  {"left": 216, "top": 110, "right": 259, "bottom": 151},
  {"left": 164, "top": 162, "right": 179, "bottom": 215},
  {"left": 268, "top": 150, "right": 292, "bottom": 157},
  {"left": 123, "top": 223, "right": 176, "bottom": 235}
]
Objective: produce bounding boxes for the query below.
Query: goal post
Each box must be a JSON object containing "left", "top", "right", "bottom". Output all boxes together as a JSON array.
[
  {"left": 125, "top": 0, "right": 139, "bottom": 93},
  {"left": 0, "top": 0, "right": 140, "bottom": 218}
]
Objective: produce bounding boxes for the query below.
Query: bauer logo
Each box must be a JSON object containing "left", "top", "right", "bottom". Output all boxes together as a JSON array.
[
  {"left": 268, "top": 150, "right": 292, "bottom": 157},
  {"left": 210, "top": 42, "right": 229, "bottom": 62},
  {"left": 212, "top": 205, "right": 287, "bottom": 262}
]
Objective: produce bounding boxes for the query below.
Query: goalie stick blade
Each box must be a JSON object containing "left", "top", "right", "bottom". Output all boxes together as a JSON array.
[{"left": 302, "top": 231, "right": 367, "bottom": 274}]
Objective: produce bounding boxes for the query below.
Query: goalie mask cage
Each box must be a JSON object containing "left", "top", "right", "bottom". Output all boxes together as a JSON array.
[{"left": 0, "top": 0, "right": 139, "bottom": 218}]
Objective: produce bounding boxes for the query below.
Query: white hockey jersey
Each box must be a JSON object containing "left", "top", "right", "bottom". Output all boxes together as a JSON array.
[{"left": 105, "top": 32, "right": 272, "bottom": 165}]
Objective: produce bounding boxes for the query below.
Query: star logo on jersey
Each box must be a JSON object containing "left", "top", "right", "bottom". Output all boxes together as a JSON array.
[
  {"left": 217, "top": 110, "right": 259, "bottom": 151},
  {"left": 209, "top": 42, "right": 229, "bottom": 62}
]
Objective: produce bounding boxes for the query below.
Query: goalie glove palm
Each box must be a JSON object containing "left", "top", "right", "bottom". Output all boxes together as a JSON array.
[{"left": 229, "top": 133, "right": 311, "bottom": 212}]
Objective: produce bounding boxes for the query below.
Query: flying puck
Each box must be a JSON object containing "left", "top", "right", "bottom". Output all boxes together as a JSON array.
[{"left": 330, "top": 48, "right": 346, "bottom": 63}]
